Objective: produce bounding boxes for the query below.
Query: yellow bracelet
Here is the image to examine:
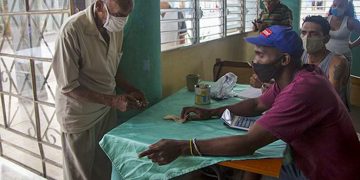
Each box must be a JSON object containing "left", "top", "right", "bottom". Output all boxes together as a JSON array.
[{"left": 189, "top": 139, "right": 194, "bottom": 156}]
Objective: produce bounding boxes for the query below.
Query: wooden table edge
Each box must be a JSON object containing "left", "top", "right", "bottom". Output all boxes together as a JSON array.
[{"left": 218, "top": 158, "right": 283, "bottom": 177}]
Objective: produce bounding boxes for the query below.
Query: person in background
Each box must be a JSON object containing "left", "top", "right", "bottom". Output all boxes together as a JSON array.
[
  {"left": 139, "top": 25, "right": 360, "bottom": 180},
  {"left": 52, "top": 0, "right": 148, "bottom": 179},
  {"left": 160, "top": 0, "right": 187, "bottom": 49},
  {"left": 327, "top": 0, "right": 360, "bottom": 64},
  {"left": 250, "top": 0, "right": 293, "bottom": 93},
  {"left": 252, "top": 0, "right": 292, "bottom": 32},
  {"left": 301, "top": 15, "right": 350, "bottom": 110},
  {"left": 326, "top": 0, "right": 360, "bottom": 110}
]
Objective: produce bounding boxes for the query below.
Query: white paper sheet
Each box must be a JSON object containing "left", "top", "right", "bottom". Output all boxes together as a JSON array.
[{"left": 235, "top": 87, "right": 262, "bottom": 99}]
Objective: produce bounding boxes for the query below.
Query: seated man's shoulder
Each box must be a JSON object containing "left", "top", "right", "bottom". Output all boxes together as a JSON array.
[
  {"left": 331, "top": 54, "right": 348, "bottom": 66},
  {"left": 287, "top": 65, "right": 329, "bottom": 93}
]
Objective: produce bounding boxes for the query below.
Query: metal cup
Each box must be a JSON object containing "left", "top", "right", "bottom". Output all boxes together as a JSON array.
[{"left": 186, "top": 74, "right": 200, "bottom": 92}]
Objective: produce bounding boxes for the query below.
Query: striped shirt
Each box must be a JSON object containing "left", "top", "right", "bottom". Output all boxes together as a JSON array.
[{"left": 258, "top": 3, "right": 293, "bottom": 31}]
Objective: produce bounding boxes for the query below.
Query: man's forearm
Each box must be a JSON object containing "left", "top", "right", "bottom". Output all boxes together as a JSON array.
[
  {"left": 64, "top": 86, "right": 116, "bottom": 107},
  {"left": 115, "top": 73, "right": 138, "bottom": 93},
  {"left": 179, "top": 135, "right": 255, "bottom": 156},
  {"left": 210, "top": 98, "right": 264, "bottom": 118}
]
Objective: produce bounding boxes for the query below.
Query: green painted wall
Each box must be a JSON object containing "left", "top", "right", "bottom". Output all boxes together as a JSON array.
[
  {"left": 117, "top": 0, "right": 162, "bottom": 120},
  {"left": 351, "top": 34, "right": 360, "bottom": 76},
  {"left": 282, "top": 0, "right": 301, "bottom": 32}
]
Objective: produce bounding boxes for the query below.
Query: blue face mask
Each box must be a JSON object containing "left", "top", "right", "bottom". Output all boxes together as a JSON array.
[{"left": 330, "top": 7, "right": 345, "bottom": 17}]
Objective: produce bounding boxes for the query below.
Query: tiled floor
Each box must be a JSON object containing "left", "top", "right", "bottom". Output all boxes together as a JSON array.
[{"left": 0, "top": 157, "right": 45, "bottom": 180}]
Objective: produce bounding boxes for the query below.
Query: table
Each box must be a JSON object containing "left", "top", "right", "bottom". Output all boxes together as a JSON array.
[
  {"left": 100, "top": 85, "right": 286, "bottom": 180},
  {"left": 219, "top": 158, "right": 283, "bottom": 177}
]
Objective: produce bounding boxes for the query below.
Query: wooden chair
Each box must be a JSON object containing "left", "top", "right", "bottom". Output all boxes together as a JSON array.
[{"left": 213, "top": 58, "right": 253, "bottom": 84}]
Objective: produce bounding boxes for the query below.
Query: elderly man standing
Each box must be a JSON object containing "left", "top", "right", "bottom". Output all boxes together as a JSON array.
[{"left": 52, "top": 0, "right": 148, "bottom": 179}]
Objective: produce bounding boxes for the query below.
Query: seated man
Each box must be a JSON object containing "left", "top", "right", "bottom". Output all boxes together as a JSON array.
[
  {"left": 253, "top": 0, "right": 292, "bottom": 32},
  {"left": 139, "top": 26, "right": 360, "bottom": 180},
  {"left": 301, "top": 15, "right": 350, "bottom": 110}
]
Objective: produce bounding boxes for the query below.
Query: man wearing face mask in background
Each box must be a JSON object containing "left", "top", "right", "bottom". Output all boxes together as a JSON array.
[
  {"left": 301, "top": 15, "right": 350, "bottom": 110},
  {"left": 52, "top": 0, "right": 148, "bottom": 179},
  {"left": 252, "top": 0, "right": 292, "bottom": 32},
  {"left": 139, "top": 26, "right": 360, "bottom": 180}
]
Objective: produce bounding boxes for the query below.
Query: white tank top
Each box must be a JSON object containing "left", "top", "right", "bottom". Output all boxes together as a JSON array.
[{"left": 325, "top": 16, "right": 352, "bottom": 58}]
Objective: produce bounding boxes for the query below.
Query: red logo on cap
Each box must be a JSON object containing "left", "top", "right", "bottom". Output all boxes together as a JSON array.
[{"left": 261, "top": 28, "right": 272, "bottom": 38}]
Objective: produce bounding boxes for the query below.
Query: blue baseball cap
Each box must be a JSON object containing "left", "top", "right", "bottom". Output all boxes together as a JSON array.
[{"left": 245, "top": 25, "right": 304, "bottom": 58}]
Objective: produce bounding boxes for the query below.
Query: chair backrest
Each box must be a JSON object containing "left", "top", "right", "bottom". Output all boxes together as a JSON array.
[{"left": 213, "top": 58, "right": 253, "bottom": 84}]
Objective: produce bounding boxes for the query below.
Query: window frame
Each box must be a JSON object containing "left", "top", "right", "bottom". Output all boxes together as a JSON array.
[{"left": 160, "top": 0, "right": 260, "bottom": 52}]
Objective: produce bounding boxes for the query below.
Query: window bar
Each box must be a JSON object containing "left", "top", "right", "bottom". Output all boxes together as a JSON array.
[
  {"left": 70, "top": 0, "right": 76, "bottom": 15},
  {"left": 0, "top": 66, "right": 7, "bottom": 129},
  {"left": 0, "top": 9, "right": 70, "bottom": 16},
  {"left": 26, "top": 0, "right": 47, "bottom": 176},
  {"left": 194, "top": 0, "right": 201, "bottom": 44},
  {"left": 0, "top": 125, "right": 60, "bottom": 149},
  {"left": 256, "top": 0, "right": 260, "bottom": 19},
  {"left": 30, "top": 59, "right": 47, "bottom": 177},
  {"left": 223, "top": 0, "right": 227, "bottom": 37},
  {"left": 242, "top": 0, "right": 246, "bottom": 33},
  {"left": 0, "top": 62, "right": 6, "bottom": 157},
  {"left": 0, "top": 53, "right": 53, "bottom": 63},
  {"left": 0, "top": 139, "right": 62, "bottom": 168}
]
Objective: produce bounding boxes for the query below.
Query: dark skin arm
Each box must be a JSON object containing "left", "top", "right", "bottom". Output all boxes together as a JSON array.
[
  {"left": 64, "top": 85, "right": 139, "bottom": 112},
  {"left": 138, "top": 97, "right": 275, "bottom": 165},
  {"left": 115, "top": 71, "right": 149, "bottom": 109},
  {"left": 138, "top": 123, "right": 278, "bottom": 165},
  {"left": 328, "top": 55, "right": 349, "bottom": 93},
  {"left": 181, "top": 97, "right": 269, "bottom": 121}
]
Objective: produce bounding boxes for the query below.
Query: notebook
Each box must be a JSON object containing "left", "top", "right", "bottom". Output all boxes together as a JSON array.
[{"left": 220, "top": 109, "right": 261, "bottom": 131}]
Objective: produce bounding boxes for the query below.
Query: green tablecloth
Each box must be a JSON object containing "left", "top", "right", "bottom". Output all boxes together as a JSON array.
[{"left": 100, "top": 85, "right": 286, "bottom": 180}]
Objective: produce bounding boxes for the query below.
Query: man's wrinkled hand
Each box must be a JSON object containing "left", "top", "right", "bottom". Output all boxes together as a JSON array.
[
  {"left": 249, "top": 73, "right": 263, "bottom": 88},
  {"left": 181, "top": 107, "right": 211, "bottom": 121},
  {"left": 129, "top": 90, "right": 149, "bottom": 109},
  {"left": 112, "top": 94, "right": 139, "bottom": 112},
  {"left": 138, "top": 139, "right": 184, "bottom": 165}
]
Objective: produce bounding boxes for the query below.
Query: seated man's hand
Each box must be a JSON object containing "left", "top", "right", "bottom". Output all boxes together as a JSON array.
[
  {"left": 249, "top": 74, "right": 263, "bottom": 88},
  {"left": 129, "top": 90, "right": 149, "bottom": 109},
  {"left": 252, "top": 20, "right": 258, "bottom": 32},
  {"left": 252, "top": 19, "right": 262, "bottom": 32},
  {"left": 138, "top": 139, "right": 185, "bottom": 165},
  {"left": 181, "top": 107, "right": 211, "bottom": 120}
]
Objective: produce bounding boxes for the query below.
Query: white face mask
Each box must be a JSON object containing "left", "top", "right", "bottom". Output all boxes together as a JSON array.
[
  {"left": 301, "top": 36, "right": 325, "bottom": 53},
  {"left": 103, "top": 3, "right": 127, "bottom": 32}
]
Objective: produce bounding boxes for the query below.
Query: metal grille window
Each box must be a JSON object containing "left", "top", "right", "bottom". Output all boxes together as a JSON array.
[
  {"left": 160, "top": 0, "right": 195, "bottom": 51},
  {"left": 300, "top": 0, "right": 330, "bottom": 20},
  {"left": 199, "top": 0, "right": 223, "bottom": 42},
  {"left": 354, "top": 1, "right": 360, "bottom": 19},
  {"left": 244, "top": 0, "right": 259, "bottom": 32},
  {"left": 160, "top": 0, "right": 260, "bottom": 51},
  {"left": 227, "top": 0, "right": 244, "bottom": 35},
  {"left": 0, "top": 0, "right": 96, "bottom": 179}
]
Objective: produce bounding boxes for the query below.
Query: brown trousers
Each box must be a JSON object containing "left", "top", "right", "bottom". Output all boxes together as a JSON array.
[{"left": 61, "top": 109, "right": 117, "bottom": 180}]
